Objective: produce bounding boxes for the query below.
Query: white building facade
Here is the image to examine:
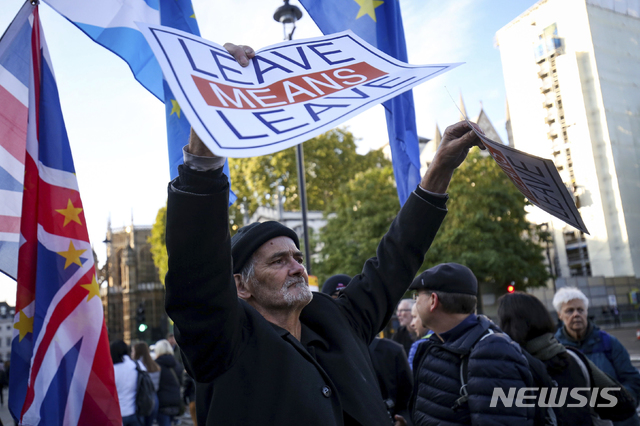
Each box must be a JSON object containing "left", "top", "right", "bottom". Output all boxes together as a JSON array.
[{"left": 496, "top": 0, "right": 640, "bottom": 288}]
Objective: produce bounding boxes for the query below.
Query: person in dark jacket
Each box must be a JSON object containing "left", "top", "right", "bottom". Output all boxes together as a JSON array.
[
  {"left": 154, "top": 339, "right": 182, "bottom": 426},
  {"left": 407, "top": 263, "right": 534, "bottom": 426},
  {"left": 164, "top": 42, "right": 485, "bottom": 426},
  {"left": 553, "top": 287, "right": 640, "bottom": 426},
  {"left": 322, "top": 275, "right": 414, "bottom": 424},
  {"left": 392, "top": 299, "right": 417, "bottom": 355},
  {"left": 497, "top": 291, "right": 595, "bottom": 425}
]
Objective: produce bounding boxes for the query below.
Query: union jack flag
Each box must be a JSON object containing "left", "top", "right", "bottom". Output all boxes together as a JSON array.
[{"left": 0, "top": 2, "right": 121, "bottom": 424}]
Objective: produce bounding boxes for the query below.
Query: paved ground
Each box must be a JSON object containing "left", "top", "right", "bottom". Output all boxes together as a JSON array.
[{"left": 0, "top": 391, "right": 195, "bottom": 426}]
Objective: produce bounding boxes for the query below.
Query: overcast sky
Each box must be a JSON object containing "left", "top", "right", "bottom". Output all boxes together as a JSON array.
[{"left": 0, "top": 0, "right": 539, "bottom": 304}]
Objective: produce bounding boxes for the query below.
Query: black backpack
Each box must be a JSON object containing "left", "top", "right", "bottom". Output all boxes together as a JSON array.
[
  {"left": 453, "top": 329, "right": 558, "bottom": 426},
  {"left": 134, "top": 361, "right": 156, "bottom": 417}
]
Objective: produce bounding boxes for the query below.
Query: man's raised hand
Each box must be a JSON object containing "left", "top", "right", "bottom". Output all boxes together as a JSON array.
[
  {"left": 187, "top": 43, "right": 256, "bottom": 158},
  {"left": 420, "top": 121, "right": 486, "bottom": 194}
]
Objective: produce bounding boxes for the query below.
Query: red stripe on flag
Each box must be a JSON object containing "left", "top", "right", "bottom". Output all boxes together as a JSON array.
[
  {"left": 0, "top": 84, "right": 28, "bottom": 164},
  {"left": 0, "top": 215, "right": 20, "bottom": 233},
  {"left": 36, "top": 177, "right": 88, "bottom": 241},
  {"left": 21, "top": 268, "right": 97, "bottom": 416},
  {"left": 77, "top": 326, "right": 122, "bottom": 425},
  {"left": 16, "top": 152, "right": 39, "bottom": 312}
]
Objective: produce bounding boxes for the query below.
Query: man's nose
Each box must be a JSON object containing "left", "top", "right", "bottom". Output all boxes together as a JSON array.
[{"left": 289, "top": 259, "right": 305, "bottom": 276}]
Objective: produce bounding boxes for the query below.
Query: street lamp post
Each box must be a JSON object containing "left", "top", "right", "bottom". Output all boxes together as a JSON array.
[{"left": 273, "top": 0, "right": 312, "bottom": 274}]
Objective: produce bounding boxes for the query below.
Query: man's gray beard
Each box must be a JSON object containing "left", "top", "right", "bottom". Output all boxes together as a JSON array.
[{"left": 281, "top": 277, "right": 313, "bottom": 307}]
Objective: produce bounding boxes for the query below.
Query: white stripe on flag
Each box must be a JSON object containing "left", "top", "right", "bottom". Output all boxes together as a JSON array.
[
  {"left": 37, "top": 224, "right": 92, "bottom": 261},
  {"left": 0, "top": 144, "right": 26, "bottom": 184},
  {"left": 0, "top": 232, "right": 20, "bottom": 243},
  {"left": 44, "top": 0, "right": 159, "bottom": 31},
  {"left": 38, "top": 161, "right": 80, "bottom": 192},
  {"left": 0, "top": 189, "right": 23, "bottom": 216},
  {"left": 0, "top": 65, "right": 28, "bottom": 107}
]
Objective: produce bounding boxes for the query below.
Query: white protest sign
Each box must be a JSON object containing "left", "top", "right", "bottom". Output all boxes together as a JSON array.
[
  {"left": 138, "top": 24, "right": 461, "bottom": 157},
  {"left": 475, "top": 132, "right": 589, "bottom": 234}
]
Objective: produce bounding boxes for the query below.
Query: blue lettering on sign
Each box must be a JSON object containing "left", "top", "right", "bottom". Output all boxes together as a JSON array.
[
  {"left": 307, "top": 42, "right": 354, "bottom": 65},
  {"left": 364, "top": 75, "right": 416, "bottom": 90},
  {"left": 252, "top": 56, "right": 293, "bottom": 85},
  {"left": 179, "top": 39, "right": 218, "bottom": 79},
  {"left": 270, "top": 47, "right": 312, "bottom": 70},
  {"left": 304, "top": 103, "right": 349, "bottom": 122},
  {"left": 253, "top": 110, "right": 308, "bottom": 134},
  {"left": 210, "top": 50, "right": 253, "bottom": 85},
  {"left": 217, "top": 111, "right": 267, "bottom": 139}
]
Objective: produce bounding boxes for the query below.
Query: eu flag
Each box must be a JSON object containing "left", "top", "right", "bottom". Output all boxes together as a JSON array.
[
  {"left": 299, "top": 0, "right": 421, "bottom": 205},
  {"left": 159, "top": 0, "right": 235, "bottom": 200}
]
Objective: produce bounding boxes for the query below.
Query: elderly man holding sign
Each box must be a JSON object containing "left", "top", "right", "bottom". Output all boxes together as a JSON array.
[{"left": 164, "top": 43, "right": 484, "bottom": 426}]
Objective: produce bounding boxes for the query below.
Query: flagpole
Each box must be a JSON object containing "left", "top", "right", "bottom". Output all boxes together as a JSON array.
[{"left": 273, "top": 1, "right": 312, "bottom": 274}]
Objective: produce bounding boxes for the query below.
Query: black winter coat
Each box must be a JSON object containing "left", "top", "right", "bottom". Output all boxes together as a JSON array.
[
  {"left": 392, "top": 325, "right": 416, "bottom": 355},
  {"left": 155, "top": 354, "right": 182, "bottom": 410},
  {"left": 369, "top": 338, "right": 413, "bottom": 422},
  {"left": 165, "top": 164, "right": 447, "bottom": 426},
  {"left": 410, "top": 315, "right": 534, "bottom": 426}
]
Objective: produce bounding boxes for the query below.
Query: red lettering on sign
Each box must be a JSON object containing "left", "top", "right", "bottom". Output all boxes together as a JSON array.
[{"left": 192, "top": 61, "right": 387, "bottom": 110}]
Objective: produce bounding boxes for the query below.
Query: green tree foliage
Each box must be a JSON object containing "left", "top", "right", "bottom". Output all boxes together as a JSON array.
[
  {"left": 422, "top": 150, "right": 549, "bottom": 291},
  {"left": 148, "top": 205, "right": 168, "bottom": 285},
  {"left": 313, "top": 150, "right": 549, "bottom": 294},
  {"left": 313, "top": 165, "right": 399, "bottom": 285},
  {"left": 150, "top": 128, "right": 389, "bottom": 274},
  {"left": 228, "top": 128, "right": 387, "bottom": 232}
]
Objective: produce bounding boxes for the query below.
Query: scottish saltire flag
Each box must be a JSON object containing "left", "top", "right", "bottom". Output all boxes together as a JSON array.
[
  {"left": 43, "top": 0, "right": 236, "bottom": 203},
  {"left": 299, "top": 0, "right": 421, "bottom": 205},
  {"left": 1, "top": 3, "right": 121, "bottom": 424}
]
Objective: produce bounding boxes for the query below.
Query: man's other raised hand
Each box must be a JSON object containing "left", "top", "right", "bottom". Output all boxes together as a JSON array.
[{"left": 420, "top": 121, "right": 486, "bottom": 194}]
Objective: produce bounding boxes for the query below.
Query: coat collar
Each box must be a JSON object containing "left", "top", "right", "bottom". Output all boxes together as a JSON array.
[
  {"left": 429, "top": 314, "right": 493, "bottom": 354},
  {"left": 266, "top": 318, "right": 330, "bottom": 351}
]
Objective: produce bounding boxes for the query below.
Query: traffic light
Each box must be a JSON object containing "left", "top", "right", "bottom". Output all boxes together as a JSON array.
[
  {"left": 507, "top": 283, "right": 515, "bottom": 293},
  {"left": 136, "top": 303, "right": 147, "bottom": 333}
]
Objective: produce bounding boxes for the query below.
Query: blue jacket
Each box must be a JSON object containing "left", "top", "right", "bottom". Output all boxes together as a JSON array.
[
  {"left": 555, "top": 323, "right": 640, "bottom": 426},
  {"left": 410, "top": 314, "right": 534, "bottom": 426}
]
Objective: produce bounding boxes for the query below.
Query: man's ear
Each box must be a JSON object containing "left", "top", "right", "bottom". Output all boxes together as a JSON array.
[
  {"left": 429, "top": 292, "right": 439, "bottom": 313},
  {"left": 234, "top": 274, "right": 252, "bottom": 300}
]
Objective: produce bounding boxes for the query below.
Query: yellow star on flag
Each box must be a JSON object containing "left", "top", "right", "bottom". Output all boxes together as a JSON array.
[
  {"left": 81, "top": 275, "right": 100, "bottom": 301},
  {"left": 354, "top": 0, "right": 384, "bottom": 22},
  {"left": 14, "top": 310, "right": 34, "bottom": 342},
  {"left": 55, "top": 199, "right": 83, "bottom": 227},
  {"left": 58, "top": 240, "right": 87, "bottom": 269},
  {"left": 170, "top": 99, "right": 181, "bottom": 119}
]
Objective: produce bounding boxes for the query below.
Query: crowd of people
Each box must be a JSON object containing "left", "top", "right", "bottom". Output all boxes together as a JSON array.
[
  {"left": 110, "top": 44, "right": 640, "bottom": 426},
  {"left": 110, "top": 335, "right": 197, "bottom": 426}
]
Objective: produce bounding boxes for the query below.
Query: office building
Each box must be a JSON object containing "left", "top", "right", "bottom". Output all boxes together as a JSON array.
[{"left": 496, "top": 0, "right": 640, "bottom": 307}]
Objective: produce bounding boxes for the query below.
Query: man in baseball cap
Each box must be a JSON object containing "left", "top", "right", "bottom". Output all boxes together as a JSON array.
[{"left": 408, "top": 263, "right": 534, "bottom": 425}]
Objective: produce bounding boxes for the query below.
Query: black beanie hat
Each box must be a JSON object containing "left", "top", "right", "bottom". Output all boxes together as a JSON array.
[
  {"left": 321, "top": 274, "right": 352, "bottom": 295},
  {"left": 231, "top": 221, "right": 300, "bottom": 274},
  {"left": 408, "top": 263, "right": 477, "bottom": 296}
]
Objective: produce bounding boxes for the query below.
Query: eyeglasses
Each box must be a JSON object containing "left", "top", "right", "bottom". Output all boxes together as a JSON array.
[{"left": 397, "top": 309, "right": 411, "bottom": 313}]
